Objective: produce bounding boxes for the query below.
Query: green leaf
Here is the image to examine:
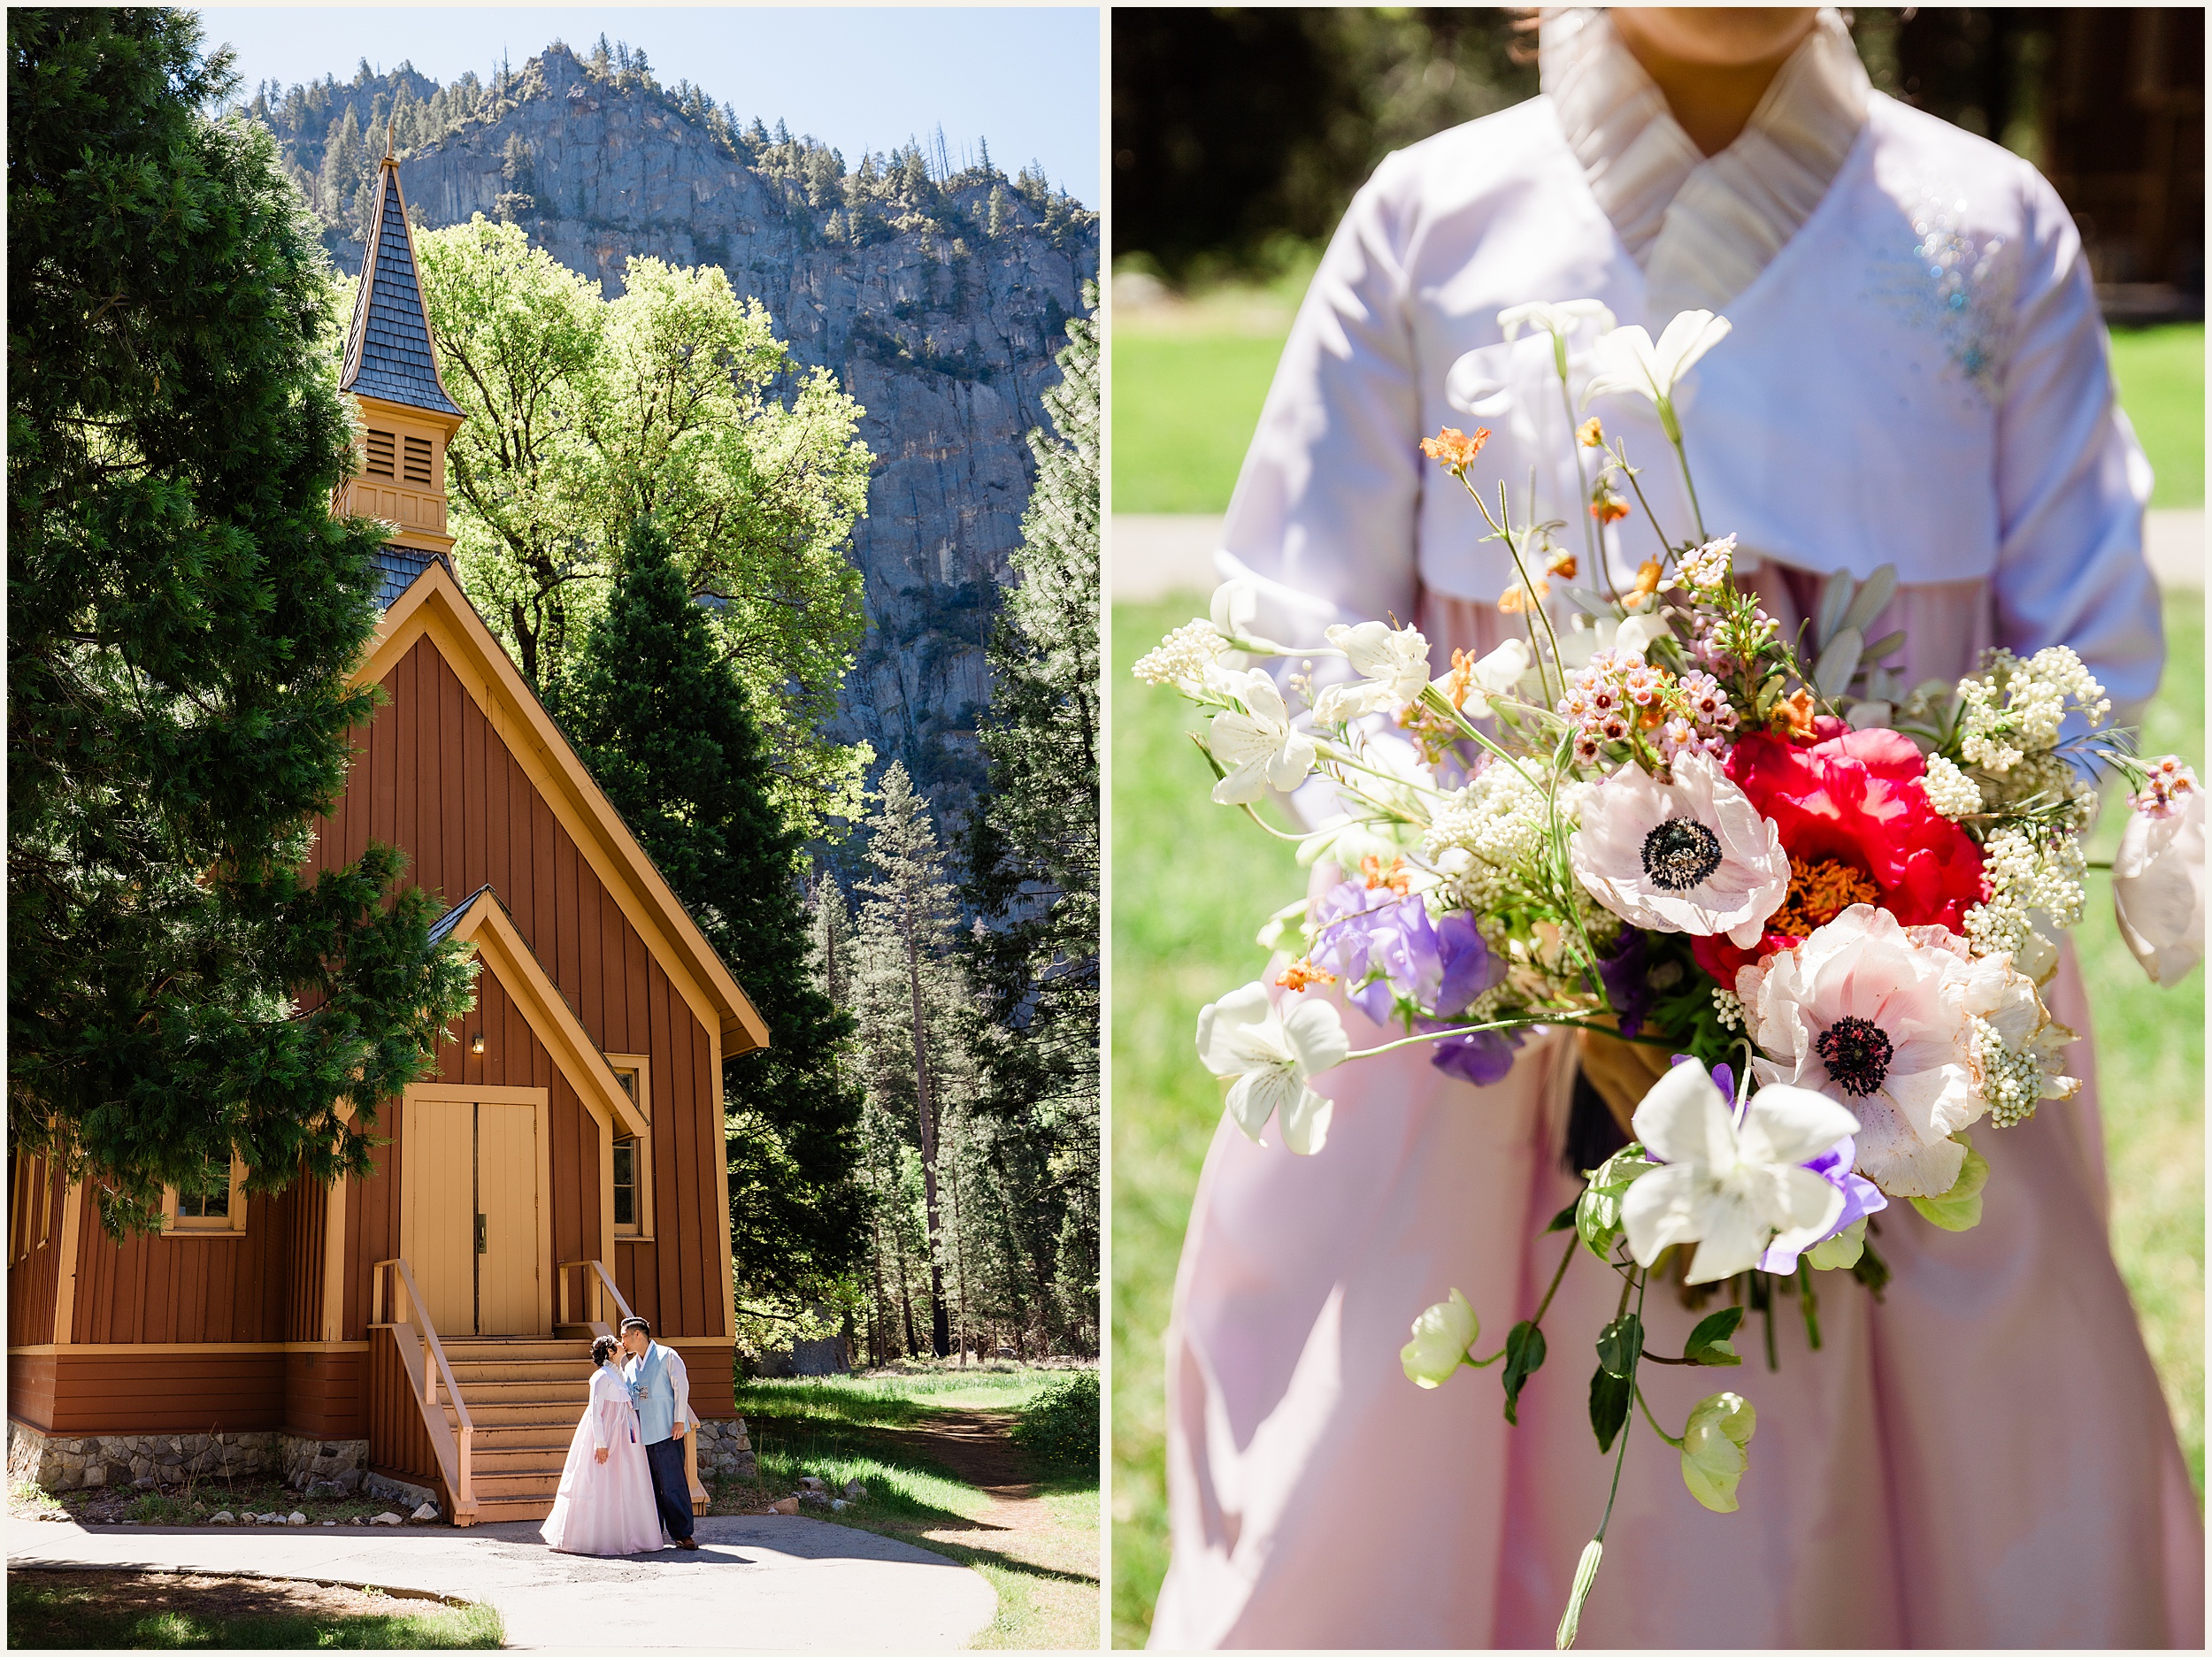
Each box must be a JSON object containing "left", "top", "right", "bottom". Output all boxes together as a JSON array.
[
  {"left": 1684, "top": 1306, "right": 1744, "bottom": 1366},
  {"left": 1909, "top": 1136, "right": 1989, "bottom": 1232},
  {"left": 1502, "top": 1321, "right": 1547, "bottom": 1425},
  {"left": 1595, "top": 1313, "right": 1643, "bottom": 1379},
  {"left": 1545, "top": 1201, "right": 1580, "bottom": 1234},
  {"left": 1588, "top": 1362, "right": 1632, "bottom": 1454}
]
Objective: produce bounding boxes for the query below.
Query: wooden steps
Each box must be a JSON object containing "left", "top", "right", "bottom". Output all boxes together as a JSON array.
[{"left": 440, "top": 1336, "right": 599, "bottom": 1523}]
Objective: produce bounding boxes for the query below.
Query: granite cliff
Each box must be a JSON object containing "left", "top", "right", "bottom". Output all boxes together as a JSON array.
[{"left": 250, "top": 42, "right": 1098, "bottom": 816}]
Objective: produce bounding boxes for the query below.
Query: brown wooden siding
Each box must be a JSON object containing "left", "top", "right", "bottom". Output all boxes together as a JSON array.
[
  {"left": 285, "top": 1348, "right": 366, "bottom": 1439},
  {"left": 314, "top": 635, "right": 725, "bottom": 1339},
  {"left": 8, "top": 1158, "right": 65, "bottom": 1348},
  {"left": 285, "top": 1178, "right": 328, "bottom": 1346},
  {"left": 9, "top": 1350, "right": 286, "bottom": 1435},
  {"left": 342, "top": 1108, "right": 402, "bottom": 1345},
  {"left": 365, "top": 1326, "right": 441, "bottom": 1490},
  {"left": 680, "top": 1343, "right": 736, "bottom": 1421},
  {"left": 71, "top": 1192, "right": 288, "bottom": 1346}
]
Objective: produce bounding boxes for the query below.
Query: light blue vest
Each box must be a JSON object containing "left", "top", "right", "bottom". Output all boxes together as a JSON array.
[{"left": 626, "top": 1342, "right": 676, "bottom": 1445}]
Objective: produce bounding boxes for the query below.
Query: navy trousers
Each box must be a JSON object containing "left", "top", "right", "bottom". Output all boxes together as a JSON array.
[{"left": 643, "top": 1435, "right": 695, "bottom": 1541}]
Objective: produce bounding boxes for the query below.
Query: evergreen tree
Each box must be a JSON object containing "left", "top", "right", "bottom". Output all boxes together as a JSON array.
[
  {"left": 856, "top": 762, "right": 961, "bottom": 1357},
  {"left": 961, "top": 282, "right": 1101, "bottom": 1339},
  {"left": 551, "top": 518, "right": 864, "bottom": 1308},
  {"left": 8, "top": 8, "right": 474, "bottom": 1231}
]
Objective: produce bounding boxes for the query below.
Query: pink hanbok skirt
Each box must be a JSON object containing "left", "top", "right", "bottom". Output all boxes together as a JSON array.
[
  {"left": 1150, "top": 576, "right": 2203, "bottom": 1647},
  {"left": 539, "top": 1392, "right": 667, "bottom": 1556}
]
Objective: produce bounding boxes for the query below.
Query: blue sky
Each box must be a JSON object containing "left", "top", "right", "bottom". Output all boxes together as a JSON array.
[{"left": 194, "top": 7, "right": 1102, "bottom": 203}]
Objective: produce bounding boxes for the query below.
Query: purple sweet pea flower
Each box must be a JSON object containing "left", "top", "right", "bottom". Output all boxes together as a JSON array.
[
  {"left": 1311, "top": 878, "right": 1519, "bottom": 1086},
  {"left": 1598, "top": 929, "right": 1655, "bottom": 1039},
  {"left": 1760, "top": 1138, "right": 1886, "bottom": 1275}
]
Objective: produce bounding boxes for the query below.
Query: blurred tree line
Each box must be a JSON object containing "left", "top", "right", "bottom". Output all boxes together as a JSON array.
[{"left": 1113, "top": 8, "right": 2201, "bottom": 300}]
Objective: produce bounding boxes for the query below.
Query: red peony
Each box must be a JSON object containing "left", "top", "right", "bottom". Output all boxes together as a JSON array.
[{"left": 1690, "top": 727, "right": 1985, "bottom": 983}]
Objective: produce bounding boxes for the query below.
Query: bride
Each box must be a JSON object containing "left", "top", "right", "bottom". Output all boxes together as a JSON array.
[
  {"left": 1149, "top": 6, "right": 2201, "bottom": 1648},
  {"left": 540, "top": 1334, "right": 666, "bottom": 1555}
]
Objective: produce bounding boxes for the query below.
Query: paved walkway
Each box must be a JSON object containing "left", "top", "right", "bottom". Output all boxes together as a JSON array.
[
  {"left": 1109, "top": 509, "right": 2208, "bottom": 602},
  {"left": 6, "top": 1514, "right": 996, "bottom": 1649}
]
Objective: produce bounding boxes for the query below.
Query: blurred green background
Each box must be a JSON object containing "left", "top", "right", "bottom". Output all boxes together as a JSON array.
[{"left": 1109, "top": 311, "right": 2205, "bottom": 1647}]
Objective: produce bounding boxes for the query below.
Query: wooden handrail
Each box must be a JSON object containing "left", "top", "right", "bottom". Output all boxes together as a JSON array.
[
  {"left": 557, "top": 1256, "right": 635, "bottom": 1337},
  {"left": 371, "top": 1257, "right": 476, "bottom": 1520}
]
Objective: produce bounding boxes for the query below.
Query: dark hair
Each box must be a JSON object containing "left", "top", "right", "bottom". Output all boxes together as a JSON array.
[
  {"left": 619, "top": 1316, "right": 651, "bottom": 1338},
  {"left": 591, "top": 1335, "right": 620, "bottom": 1368}
]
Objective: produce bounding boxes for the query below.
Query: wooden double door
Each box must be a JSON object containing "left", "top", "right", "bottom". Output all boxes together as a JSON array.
[{"left": 401, "top": 1093, "right": 546, "bottom": 1336}]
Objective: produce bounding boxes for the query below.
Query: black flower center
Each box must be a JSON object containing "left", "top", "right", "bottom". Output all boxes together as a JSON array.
[
  {"left": 1816, "top": 1016, "right": 1894, "bottom": 1098},
  {"left": 1640, "top": 818, "right": 1723, "bottom": 891}
]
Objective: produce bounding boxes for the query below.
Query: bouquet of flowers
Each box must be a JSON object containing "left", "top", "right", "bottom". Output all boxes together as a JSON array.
[{"left": 1136, "top": 302, "right": 2206, "bottom": 1647}]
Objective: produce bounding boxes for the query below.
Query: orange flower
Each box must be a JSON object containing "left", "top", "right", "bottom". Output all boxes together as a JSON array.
[
  {"left": 1578, "top": 418, "right": 1604, "bottom": 448},
  {"left": 1276, "top": 957, "right": 1339, "bottom": 993},
  {"left": 1361, "top": 854, "right": 1412, "bottom": 895},
  {"left": 1770, "top": 687, "right": 1820, "bottom": 740},
  {"left": 1590, "top": 486, "right": 1631, "bottom": 525},
  {"left": 1547, "top": 548, "right": 1578, "bottom": 580},
  {"left": 1498, "top": 579, "right": 1549, "bottom": 615},
  {"left": 1628, "top": 558, "right": 1663, "bottom": 602},
  {"left": 1421, "top": 426, "right": 1491, "bottom": 475}
]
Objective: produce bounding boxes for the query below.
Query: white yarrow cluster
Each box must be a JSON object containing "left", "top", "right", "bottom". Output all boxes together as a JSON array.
[
  {"left": 1423, "top": 759, "right": 1562, "bottom": 917},
  {"left": 1956, "top": 646, "right": 2109, "bottom": 773},
  {"left": 1133, "top": 620, "right": 1231, "bottom": 693},
  {"left": 1920, "top": 754, "right": 1983, "bottom": 821},
  {"left": 1710, "top": 986, "right": 1744, "bottom": 1030},
  {"left": 1963, "top": 826, "right": 2086, "bottom": 962}
]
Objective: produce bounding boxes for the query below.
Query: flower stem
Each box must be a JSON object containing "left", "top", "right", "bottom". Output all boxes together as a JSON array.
[
  {"left": 1559, "top": 372, "right": 1617, "bottom": 604},
  {"left": 1798, "top": 1256, "right": 1823, "bottom": 1352},
  {"left": 1533, "top": 1228, "right": 1578, "bottom": 1325},
  {"left": 1633, "top": 1383, "right": 1684, "bottom": 1447},
  {"left": 1345, "top": 1013, "right": 1680, "bottom": 1064}
]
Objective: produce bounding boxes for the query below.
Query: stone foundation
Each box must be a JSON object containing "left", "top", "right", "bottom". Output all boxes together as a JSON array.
[
  {"left": 364, "top": 1469, "right": 439, "bottom": 1514},
  {"left": 694, "top": 1417, "right": 756, "bottom": 1482},
  {"left": 7, "top": 1421, "right": 366, "bottom": 1496}
]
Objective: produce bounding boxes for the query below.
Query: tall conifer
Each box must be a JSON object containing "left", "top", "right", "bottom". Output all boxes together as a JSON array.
[{"left": 553, "top": 518, "right": 863, "bottom": 1308}]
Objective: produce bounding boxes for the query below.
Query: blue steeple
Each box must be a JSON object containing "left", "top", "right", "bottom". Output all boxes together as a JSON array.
[{"left": 339, "top": 156, "right": 463, "bottom": 418}]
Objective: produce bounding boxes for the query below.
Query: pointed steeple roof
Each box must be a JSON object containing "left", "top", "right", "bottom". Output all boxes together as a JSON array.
[{"left": 339, "top": 153, "right": 463, "bottom": 418}]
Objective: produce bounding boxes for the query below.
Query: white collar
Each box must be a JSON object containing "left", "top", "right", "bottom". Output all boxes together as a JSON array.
[{"left": 1540, "top": 7, "right": 1870, "bottom": 317}]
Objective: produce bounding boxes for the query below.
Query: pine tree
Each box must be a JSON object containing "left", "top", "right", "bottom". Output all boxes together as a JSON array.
[
  {"left": 856, "top": 762, "right": 962, "bottom": 1357},
  {"left": 960, "top": 282, "right": 1101, "bottom": 1342},
  {"left": 8, "top": 7, "right": 475, "bottom": 1231},
  {"left": 550, "top": 518, "right": 864, "bottom": 1308}
]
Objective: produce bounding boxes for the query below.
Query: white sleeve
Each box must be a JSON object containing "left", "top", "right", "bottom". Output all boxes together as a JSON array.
[
  {"left": 1217, "top": 149, "right": 1425, "bottom": 651},
  {"left": 588, "top": 1368, "right": 613, "bottom": 1450},
  {"left": 1992, "top": 166, "right": 2163, "bottom": 723}
]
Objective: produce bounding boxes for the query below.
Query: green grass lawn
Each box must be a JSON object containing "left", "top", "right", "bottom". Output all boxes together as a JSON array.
[
  {"left": 734, "top": 1368, "right": 1099, "bottom": 1650},
  {"left": 6, "top": 1570, "right": 502, "bottom": 1649},
  {"left": 2109, "top": 324, "right": 2206, "bottom": 509}
]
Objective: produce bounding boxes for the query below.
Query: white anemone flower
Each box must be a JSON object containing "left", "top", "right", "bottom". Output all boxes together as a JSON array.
[
  {"left": 1400, "top": 1289, "right": 1479, "bottom": 1388},
  {"left": 1735, "top": 905, "right": 1985, "bottom": 1198},
  {"left": 1620, "top": 1061, "right": 1860, "bottom": 1284},
  {"left": 1195, "top": 981, "right": 1349, "bottom": 1155},
  {"left": 1568, "top": 751, "right": 1790, "bottom": 947},
  {"left": 2114, "top": 783, "right": 2205, "bottom": 986},
  {"left": 1312, "top": 620, "right": 1433, "bottom": 722},
  {"left": 1207, "top": 671, "right": 1317, "bottom": 805},
  {"left": 1582, "top": 310, "right": 1733, "bottom": 440}
]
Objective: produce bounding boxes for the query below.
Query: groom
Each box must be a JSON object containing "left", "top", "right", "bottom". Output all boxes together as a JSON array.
[{"left": 619, "top": 1316, "right": 698, "bottom": 1550}]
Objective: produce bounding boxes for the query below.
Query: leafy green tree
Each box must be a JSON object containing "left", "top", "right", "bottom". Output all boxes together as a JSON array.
[
  {"left": 550, "top": 518, "right": 864, "bottom": 1311},
  {"left": 961, "top": 284, "right": 1101, "bottom": 1340},
  {"left": 8, "top": 7, "right": 474, "bottom": 1232},
  {"left": 415, "top": 216, "right": 875, "bottom": 833}
]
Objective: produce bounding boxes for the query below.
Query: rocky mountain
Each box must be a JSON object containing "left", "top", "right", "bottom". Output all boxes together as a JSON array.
[{"left": 246, "top": 42, "right": 1098, "bottom": 817}]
